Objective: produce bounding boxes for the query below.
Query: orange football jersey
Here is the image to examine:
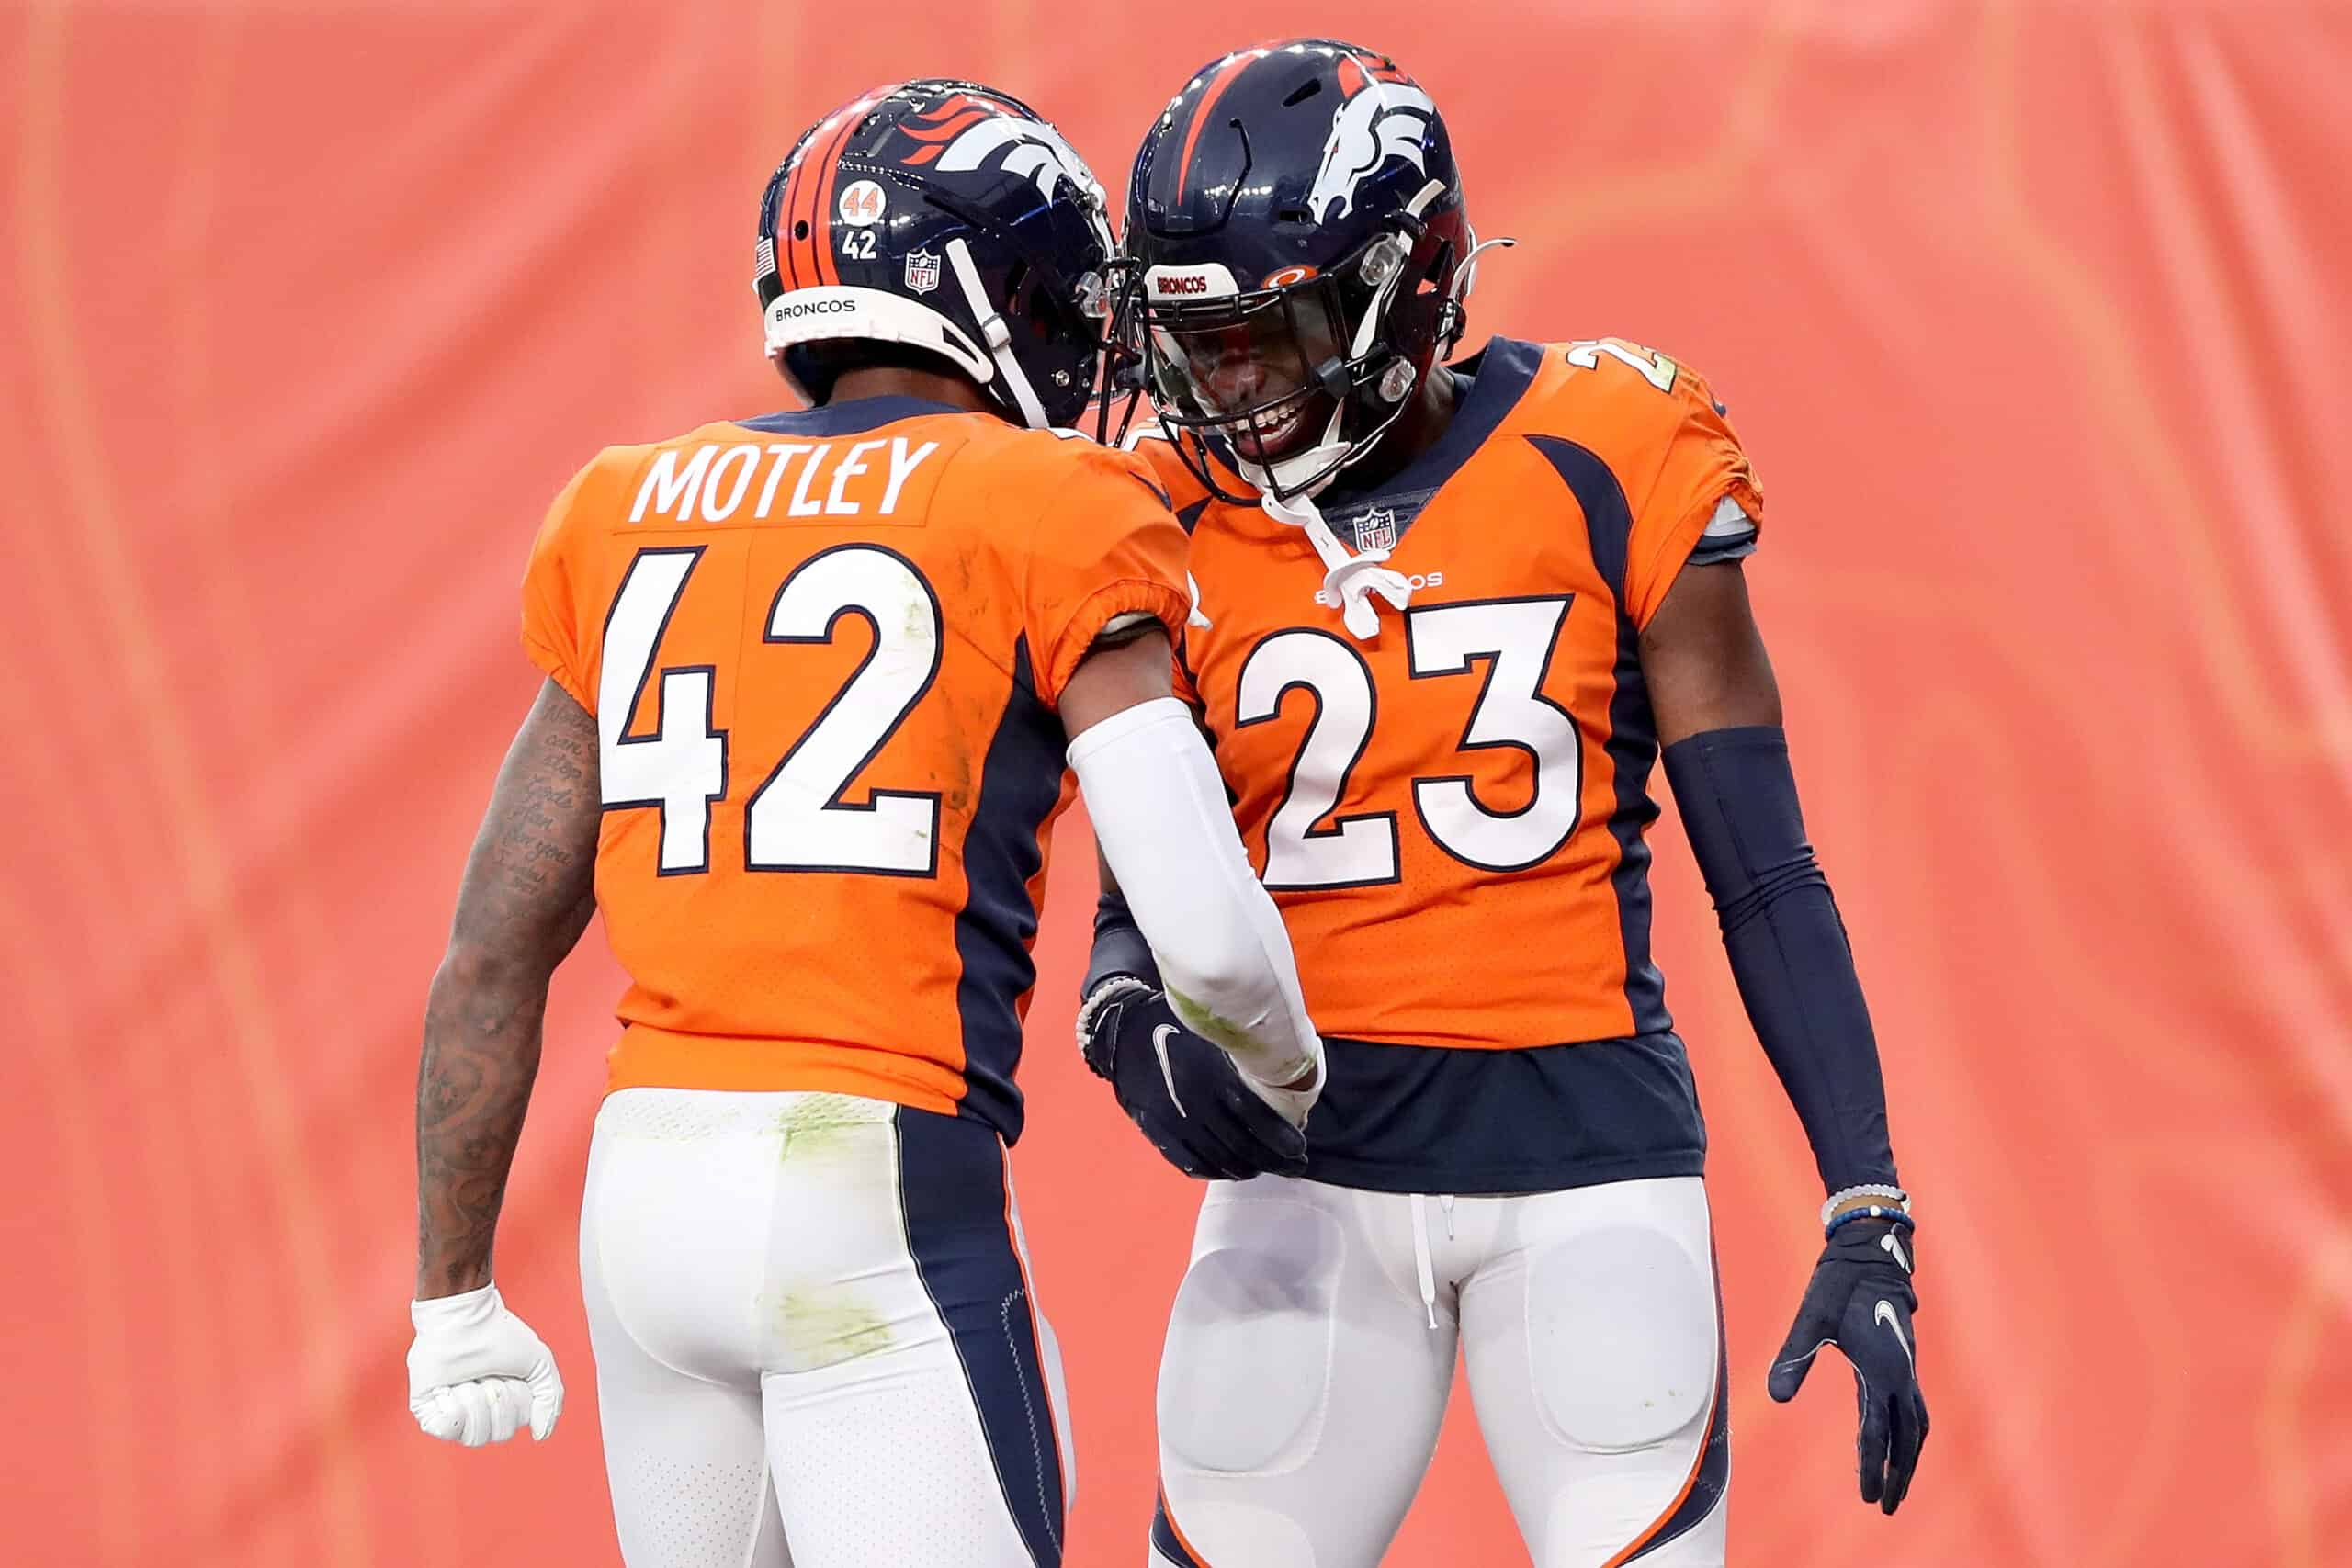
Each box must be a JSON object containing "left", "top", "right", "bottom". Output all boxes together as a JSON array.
[
  {"left": 522, "top": 395, "right": 1189, "bottom": 1140},
  {"left": 1136, "top": 337, "right": 1763, "bottom": 1190}
]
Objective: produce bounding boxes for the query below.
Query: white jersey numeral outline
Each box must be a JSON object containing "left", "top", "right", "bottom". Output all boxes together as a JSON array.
[
  {"left": 599, "top": 547, "right": 729, "bottom": 874},
  {"left": 745, "top": 545, "right": 943, "bottom": 875},
  {"left": 1236, "top": 628, "right": 1400, "bottom": 890},
  {"left": 1234, "top": 595, "right": 1582, "bottom": 888},
  {"left": 597, "top": 544, "right": 942, "bottom": 876}
]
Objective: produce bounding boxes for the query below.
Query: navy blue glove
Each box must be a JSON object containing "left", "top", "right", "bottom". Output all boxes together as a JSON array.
[
  {"left": 1079, "top": 980, "right": 1307, "bottom": 1181},
  {"left": 1769, "top": 1216, "right": 1928, "bottom": 1514}
]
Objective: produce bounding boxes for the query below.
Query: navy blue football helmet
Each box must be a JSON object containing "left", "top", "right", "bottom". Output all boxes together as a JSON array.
[
  {"left": 1120, "top": 40, "right": 1503, "bottom": 499},
  {"left": 754, "top": 81, "right": 1119, "bottom": 431}
]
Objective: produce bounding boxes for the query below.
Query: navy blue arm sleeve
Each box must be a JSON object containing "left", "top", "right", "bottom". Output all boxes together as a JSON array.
[
  {"left": 1660, "top": 725, "right": 1900, "bottom": 1193},
  {"left": 1083, "top": 885, "right": 1161, "bottom": 998}
]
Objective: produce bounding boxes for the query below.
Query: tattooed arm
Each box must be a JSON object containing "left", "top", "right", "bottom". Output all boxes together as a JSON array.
[{"left": 413, "top": 678, "right": 600, "bottom": 1298}]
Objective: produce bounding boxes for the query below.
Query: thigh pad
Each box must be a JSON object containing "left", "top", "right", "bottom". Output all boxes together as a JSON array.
[
  {"left": 1157, "top": 1199, "right": 1343, "bottom": 1475},
  {"left": 1525, "top": 1220, "right": 1715, "bottom": 1452}
]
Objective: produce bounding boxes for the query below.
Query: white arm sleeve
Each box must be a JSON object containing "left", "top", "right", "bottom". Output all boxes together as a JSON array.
[{"left": 1068, "top": 697, "right": 1322, "bottom": 1113}]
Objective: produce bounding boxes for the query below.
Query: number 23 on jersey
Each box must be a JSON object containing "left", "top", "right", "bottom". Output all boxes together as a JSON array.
[{"left": 1237, "top": 593, "right": 1582, "bottom": 889}]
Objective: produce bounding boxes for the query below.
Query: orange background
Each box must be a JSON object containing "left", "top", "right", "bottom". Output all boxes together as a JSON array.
[{"left": 6, "top": 3, "right": 2350, "bottom": 1563}]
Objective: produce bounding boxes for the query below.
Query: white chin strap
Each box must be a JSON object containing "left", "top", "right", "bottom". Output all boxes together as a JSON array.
[
  {"left": 1238, "top": 432, "right": 1350, "bottom": 500},
  {"left": 947, "top": 237, "right": 1051, "bottom": 429},
  {"left": 1261, "top": 489, "right": 1413, "bottom": 640}
]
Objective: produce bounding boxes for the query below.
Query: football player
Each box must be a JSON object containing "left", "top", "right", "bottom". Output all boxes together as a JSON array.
[
  {"left": 405, "top": 80, "right": 1322, "bottom": 1568},
  {"left": 1079, "top": 39, "right": 1927, "bottom": 1566}
]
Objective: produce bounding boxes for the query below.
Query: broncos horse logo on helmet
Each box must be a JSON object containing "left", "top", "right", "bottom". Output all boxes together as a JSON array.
[
  {"left": 1306, "top": 79, "right": 1436, "bottom": 222},
  {"left": 1120, "top": 39, "right": 1510, "bottom": 500},
  {"left": 755, "top": 80, "right": 1118, "bottom": 432},
  {"left": 899, "top": 93, "right": 1101, "bottom": 205}
]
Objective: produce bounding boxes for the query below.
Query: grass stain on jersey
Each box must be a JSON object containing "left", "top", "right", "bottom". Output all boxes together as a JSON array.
[
  {"left": 775, "top": 1288, "right": 894, "bottom": 1368},
  {"left": 938, "top": 694, "right": 981, "bottom": 817}
]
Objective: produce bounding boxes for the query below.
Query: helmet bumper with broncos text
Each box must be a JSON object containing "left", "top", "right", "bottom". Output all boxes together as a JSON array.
[
  {"left": 755, "top": 80, "right": 1119, "bottom": 431},
  {"left": 1122, "top": 39, "right": 1503, "bottom": 500}
]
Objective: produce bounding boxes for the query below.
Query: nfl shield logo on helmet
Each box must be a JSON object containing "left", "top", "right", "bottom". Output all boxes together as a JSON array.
[
  {"left": 904, "top": 246, "right": 942, "bottom": 295},
  {"left": 1355, "top": 507, "right": 1397, "bottom": 552}
]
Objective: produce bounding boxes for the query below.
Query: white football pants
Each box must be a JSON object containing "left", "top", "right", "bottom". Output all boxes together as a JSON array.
[
  {"left": 1149, "top": 1175, "right": 1727, "bottom": 1568},
  {"left": 580, "top": 1088, "right": 1077, "bottom": 1568}
]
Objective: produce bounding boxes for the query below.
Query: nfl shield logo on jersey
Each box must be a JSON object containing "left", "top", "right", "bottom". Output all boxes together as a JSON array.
[
  {"left": 1355, "top": 507, "right": 1397, "bottom": 552},
  {"left": 904, "top": 247, "right": 942, "bottom": 296}
]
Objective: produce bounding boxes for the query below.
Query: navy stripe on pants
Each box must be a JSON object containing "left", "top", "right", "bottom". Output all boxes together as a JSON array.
[{"left": 895, "top": 1105, "right": 1066, "bottom": 1566}]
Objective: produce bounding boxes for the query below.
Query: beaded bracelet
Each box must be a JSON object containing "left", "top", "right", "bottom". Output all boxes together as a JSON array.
[
  {"left": 1825, "top": 1204, "right": 1917, "bottom": 1239},
  {"left": 1072, "top": 976, "right": 1152, "bottom": 1054},
  {"left": 1820, "top": 1183, "right": 1909, "bottom": 1230}
]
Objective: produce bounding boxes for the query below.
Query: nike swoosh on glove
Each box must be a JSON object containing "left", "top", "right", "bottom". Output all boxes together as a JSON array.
[
  {"left": 408, "top": 1282, "right": 563, "bottom": 1447},
  {"left": 1081, "top": 982, "right": 1309, "bottom": 1181},
  {"left": 1770, "top": 1217, "right": 1928, "bottom": 1513}
]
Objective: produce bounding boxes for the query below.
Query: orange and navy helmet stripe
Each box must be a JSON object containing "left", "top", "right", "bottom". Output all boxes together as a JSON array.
[
  {"left": 1332, "top": 47, "right": 1417, "bottom": 99},
  {"left": 808, "top": 102, "right": 864, "bottom": 288},
  {"left": 773, "top": 88, "right": 883, "bottom": 292},
  {"left": 786, "top": 125, "right": 823, "bottom": 287},
  {"left": 775, "top": 131, "right": 820, "bottom": 289},
  {"left": 810, "top": 90, "right": 886, "bottom": 288},
  {"left": 770, "top": 146, "right": 807, "bottom": 290},
  {"left": 1170, "top": 47, "right": 1270, "bottom": 203}
]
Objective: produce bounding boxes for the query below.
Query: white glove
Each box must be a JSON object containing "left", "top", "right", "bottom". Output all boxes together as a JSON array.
[{"left": 407, "top": 1282, "right": 563, "bottom": 1446}]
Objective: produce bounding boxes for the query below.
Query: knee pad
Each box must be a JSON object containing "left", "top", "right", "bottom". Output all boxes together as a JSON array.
[
  {"left": 1526, "top": 1223, "right": 1716, "bottom": 1451},
  {"left": 1157, "top": 1200, "right": 1342, "bottom": 1474}
]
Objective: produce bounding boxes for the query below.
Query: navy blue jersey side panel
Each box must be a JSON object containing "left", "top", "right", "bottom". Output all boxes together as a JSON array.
[
  {"left": 952, "top": 635, "right": 1064, "bottom": 1145},
  {"left": 1528, "top": 433, "right": 1673, "bottom": 1036}
]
